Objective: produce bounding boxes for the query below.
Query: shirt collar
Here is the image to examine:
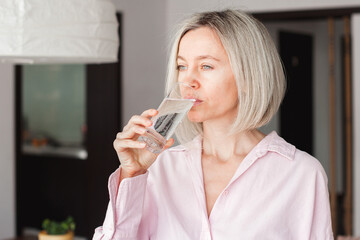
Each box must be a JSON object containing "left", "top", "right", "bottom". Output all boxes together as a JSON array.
[
  {"left": 170, "top": 131, "right": 295, "bottom": 161},
  {"left": 257, "top": 131, "right": 296, "bottom": 161}
]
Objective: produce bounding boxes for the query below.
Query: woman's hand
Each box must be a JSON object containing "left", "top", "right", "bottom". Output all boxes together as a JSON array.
[{"left": 113, "top": 109, "right": 174, "bottom": 180}]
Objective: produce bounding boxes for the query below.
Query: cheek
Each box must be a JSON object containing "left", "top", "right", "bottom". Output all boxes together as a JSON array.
[
  {"left": 206, "top": 89, "right": 237, "bottom": 114},
  {"left": 229, "top": 86, "right": 239, "bottom": 103},
  {"left": 217, "top": 69, "right": 238, "bottom": 102},
  {"left": 227, "top": 75, "right": 239, "bottom": 103},
  {"left": 217, "top": 81, "right": 238, "bottom": 106}
]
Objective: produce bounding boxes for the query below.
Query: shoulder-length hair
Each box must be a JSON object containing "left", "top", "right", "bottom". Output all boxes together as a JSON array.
[{"left": 166, "top": 9, "right": 286, "bottom": 144}]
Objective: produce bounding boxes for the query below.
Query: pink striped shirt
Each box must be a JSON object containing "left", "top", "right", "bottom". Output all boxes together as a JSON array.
[{"left": 93, "top": 131, "right": 333, "bottom": 239}]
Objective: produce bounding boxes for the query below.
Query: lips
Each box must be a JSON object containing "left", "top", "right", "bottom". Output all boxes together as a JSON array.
[
  {"left": 183, "top": 96, "right": 203, "bottom": 106},
  {"left": 193, "top": 99, "right": 203, "bottom": 106}
]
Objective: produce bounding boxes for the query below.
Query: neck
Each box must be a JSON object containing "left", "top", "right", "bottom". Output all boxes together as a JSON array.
[{"left": 202, "top": 121, "right": 265, "bottom": 162}]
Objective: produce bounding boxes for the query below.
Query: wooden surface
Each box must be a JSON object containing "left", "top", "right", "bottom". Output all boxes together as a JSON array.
[
  {"left": 2, "top": 237, "right": 37, "bottom": 240},
  {"left": 343, "top": 15, "right": 353, "bottom": 235},
  {"left": 328, "top": 17, "right": 337, "bottom": 236}
]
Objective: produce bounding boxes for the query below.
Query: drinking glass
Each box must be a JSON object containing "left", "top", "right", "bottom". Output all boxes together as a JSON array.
[{"left": 138, "top": 82, "right": 197, "bottom": 154}]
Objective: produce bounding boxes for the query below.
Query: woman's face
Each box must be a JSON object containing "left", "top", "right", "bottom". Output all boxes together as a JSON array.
[{"left": 177, "top": 26, "right": 238, "bottom": 124}]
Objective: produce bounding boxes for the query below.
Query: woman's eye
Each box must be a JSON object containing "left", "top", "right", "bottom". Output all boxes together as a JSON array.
[
  {"left": 177, "top": 65, "right": 187, "bottom": 71},
  {"left": 202, "top": 65, "right": 213, "bottom": 70}
]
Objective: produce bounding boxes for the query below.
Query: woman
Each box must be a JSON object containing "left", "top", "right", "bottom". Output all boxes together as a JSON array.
[{"left": 93, "top": 9, "right": 333, "bottom": 239}]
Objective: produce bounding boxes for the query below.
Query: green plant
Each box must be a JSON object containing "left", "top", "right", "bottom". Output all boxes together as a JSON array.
[{"left": 42, "top": 216, "right": 76, "bottom": 235}]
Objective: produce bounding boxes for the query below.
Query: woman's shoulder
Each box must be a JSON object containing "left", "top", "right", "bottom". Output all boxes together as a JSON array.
[
  {"left": 147, "top": 137, "right": 202, "bottom": 183},
  {"left": 292, "top": 147, "right": 328, "bottom": 179},
  {"left": 161, "top": 135, "right": 202, "bottom": 155},
  {"left": 155, "top": 145, "right": 187, "bottom": 163},
  {"left": 265, "top": 131, "right": 327, "bottom": 177},
  {"left": 151, "top": 136, "right": 201, "bottom": 168}
]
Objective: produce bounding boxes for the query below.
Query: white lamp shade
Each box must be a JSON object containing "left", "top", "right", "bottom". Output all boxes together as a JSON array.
[{"left": 0, "top": 0, "right": 119, "bottom": 64}]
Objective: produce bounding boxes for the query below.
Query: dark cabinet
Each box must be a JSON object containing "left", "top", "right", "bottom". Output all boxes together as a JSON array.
[{"left": 15, "top": 14, "right": 122, "bottom": 240}]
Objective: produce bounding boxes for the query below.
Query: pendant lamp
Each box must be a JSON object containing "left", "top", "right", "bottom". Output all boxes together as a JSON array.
[{"left": 0, "top": 0, "right": 119, "bottom": 64}]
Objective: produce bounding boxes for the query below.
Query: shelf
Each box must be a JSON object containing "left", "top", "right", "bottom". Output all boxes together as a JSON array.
[{"left": 22, "top": 144, "right": 87, "bottom": 160}]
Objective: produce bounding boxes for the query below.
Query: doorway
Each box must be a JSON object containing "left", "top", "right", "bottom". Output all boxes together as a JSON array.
[
  {"left": 254, "top": 9, "right": 355, "bottom": 237},
  {"left": 279, "top": 31, "right": 313, "bottom": 155}
]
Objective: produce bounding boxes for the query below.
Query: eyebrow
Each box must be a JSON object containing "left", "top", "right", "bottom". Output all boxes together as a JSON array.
[{"left": 177, "top": 55, "right": 221, "bottom": 62}]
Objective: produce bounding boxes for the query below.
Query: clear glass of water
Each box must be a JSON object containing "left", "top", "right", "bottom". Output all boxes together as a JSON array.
[{"left": 138, "top": 82, "right": 197, "bottom": 154}]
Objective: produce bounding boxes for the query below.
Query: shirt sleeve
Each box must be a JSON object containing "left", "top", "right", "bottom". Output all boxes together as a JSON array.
[
  {"left": 92, "top": 167, "right": 157, "bottom": 240},
  {"left": 309, "top": 168, "right": 334, "bottom": 240}
]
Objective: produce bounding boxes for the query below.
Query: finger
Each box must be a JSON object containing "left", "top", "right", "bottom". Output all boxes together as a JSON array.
[
  {"left": 117, "top": 125, "right": 146, "bottom": 139},
  {"left": 129, "top": 115, "right": 153, "bottom": 128},
  {"left": 113, "top": 139, "right": 146, "bottom": 152},
  {"left": 123, "top": 110, "right": 158, "bottom": 132},
  {"left": 122, "top": 116, "right": 151, "bottom": 133},
  {"left": 140, "top": 109, "right": 158, "bottom": 118}
]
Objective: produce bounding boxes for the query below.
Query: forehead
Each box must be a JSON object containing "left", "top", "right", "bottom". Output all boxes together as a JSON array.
[{"left": 178, "top": 27, "right": 228, "bottom": 59}]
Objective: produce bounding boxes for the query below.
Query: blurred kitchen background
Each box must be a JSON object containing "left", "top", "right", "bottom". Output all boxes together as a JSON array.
[{"left": 1, "top": 0, "right": 360, "bottom": 239}]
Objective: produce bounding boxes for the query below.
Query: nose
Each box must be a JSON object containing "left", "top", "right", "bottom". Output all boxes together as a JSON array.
[
  {"left": 186, "top": 79, "right": 200, "bottom": 90},
  {"left": 182, "top": 68, "right": 200, "bottom": 90}
]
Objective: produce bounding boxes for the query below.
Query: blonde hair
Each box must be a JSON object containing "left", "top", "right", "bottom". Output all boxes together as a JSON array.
[{"left": 166, "top": 9, "right": 286, "bottom": 144}]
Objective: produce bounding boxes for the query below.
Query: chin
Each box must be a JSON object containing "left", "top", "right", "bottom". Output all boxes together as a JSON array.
[{"left": 187, "top": 112, "right": 205, "bottom": 123}]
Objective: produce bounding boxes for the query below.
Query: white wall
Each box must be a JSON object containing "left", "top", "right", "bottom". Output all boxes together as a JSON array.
[
  {"left": 113, "top": 0, "right": 168, "bottom": 124},
  {"left": 0, "top": 63, "right": 15, "bottom": 239},
  {"left": 167, "top": 0, "right": 360, "bottom": 27},
  {"left": 352, "top": 13, "right": 360, "bottom": 237}
]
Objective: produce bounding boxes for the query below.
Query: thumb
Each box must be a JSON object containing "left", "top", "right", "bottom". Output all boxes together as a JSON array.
[{"left": 163, "top": 138, "right": 175, "bottom": 151}]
